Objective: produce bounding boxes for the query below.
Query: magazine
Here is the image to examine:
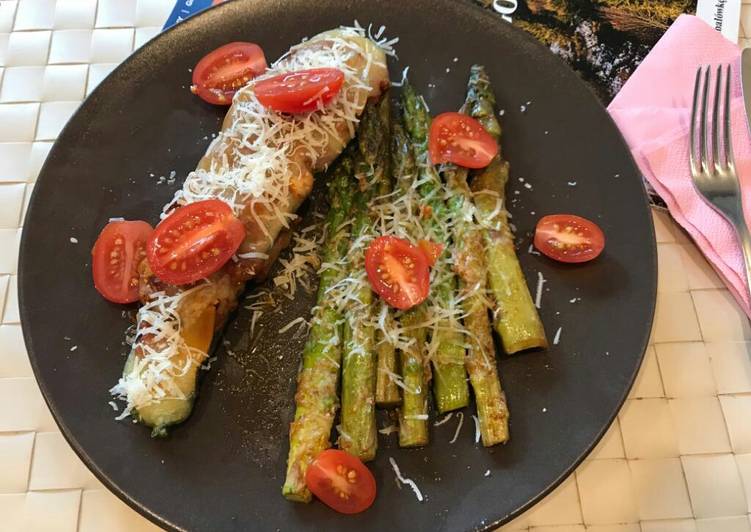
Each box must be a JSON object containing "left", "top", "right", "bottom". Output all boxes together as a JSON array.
[{"left": 475, "top": 0, "right": 739, "bottom": 103}]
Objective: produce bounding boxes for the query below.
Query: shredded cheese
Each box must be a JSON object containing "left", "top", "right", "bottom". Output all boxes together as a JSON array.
[
  {"left": 535, "top": 272, "right": 546, "bottom": 309},
  {"left": 472, "top": 414, "right": 480, "bottom": 443},
  {"left": 449, "top": 412, "right": 464, "bottom": 444},
  {"left": 433, "top": 412, "right": 453, "bottom": 427},
  {"left": 389, "top": 457, "right": 424, "bottom": 502},
  {"left": 272, "top": 224, "right": 323, "bottom": 299},
  {"left": 278, "top": 317, "right": 306, "bottom": 334},
  {"left": 553, "top": 326, "right": 562, "bottom": 345}
]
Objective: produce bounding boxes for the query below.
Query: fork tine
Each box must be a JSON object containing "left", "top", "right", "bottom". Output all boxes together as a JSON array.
[
  {"left": 700, "top": 66, "right": 711, "bottom": 174},
  {"left": 712, "top": 65, "right": 722, "bottom": 172},
  {"left": 690, "top": 66, "right": 702, "bottom": 175},
  {"left": 724, "top": 64, "right": 735, "bottom": 170}
]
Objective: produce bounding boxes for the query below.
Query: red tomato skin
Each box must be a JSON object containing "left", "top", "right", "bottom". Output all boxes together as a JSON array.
[
  {"left": 92, "top": 220, "right": 153, "bottom": 304},
  {"left": 146, "top": 200, "right": 245, "bottom": 285},
  {"left": 534, "top": 214, "right": 605, "bottom": 264},
  {"left": 191, "top": 42, "right": 267, "bottom": 105},
  {"left": 305, "top": 449, "right": 377, "bottom": 514},
  {"left": 417, "top": 239, "right": 444, "bottom": 267},
  {"left": 428, "top": 112, "right": 498, "bottom": 169},
  {"left": 254, "top": 68, "right": 345, "bottom": 114},
  {"left": 365, "top": 236, "right": 430, "bottom": 310}
]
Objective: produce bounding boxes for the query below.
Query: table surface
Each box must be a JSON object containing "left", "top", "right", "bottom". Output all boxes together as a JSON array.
[{"left": 2, "top": 1, "right": 751, "bottom": 531}]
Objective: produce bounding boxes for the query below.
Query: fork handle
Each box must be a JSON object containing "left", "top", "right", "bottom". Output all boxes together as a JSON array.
[{"left": 736, "top": 223, "right": 751, "bottom": 304}]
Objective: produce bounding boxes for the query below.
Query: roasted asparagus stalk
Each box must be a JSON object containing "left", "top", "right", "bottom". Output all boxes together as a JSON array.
[
  {"left": 402, "top": 83, "right": 470, "bottom": 414},
  {"left": 440, "top": 71, "right": 510, "bottom": 446},
  {"left": 282, "top": 152, "right": 355, "bottom": 502},
  {"left": 391, "top": 121, "right": 430, "bottom": 447},
  {"left": 467, "top": 65, "right": 548, "bottom": 354},
  {"left": 371, "top": 100, "right": 402, "bottom": 409},
  {"left": 340, "top": 96, "right": 394, "bottom": 460}
]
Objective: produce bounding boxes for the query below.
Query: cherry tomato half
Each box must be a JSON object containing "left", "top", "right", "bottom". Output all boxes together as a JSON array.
[
  {"left": 428, "top": 112, "right": 498, "bottom": 169},
  {"left": 365, "top": 236, "right": 430, "bottom": 310},
  {"left": 146, "top": 199, "right": 245, "bottom": 285},
  {"left": 534, "top": 214, "right": 605, "bottom": 263},
  {"left": 191, "top": 42, "right": 267, "bottom": 105},
  {"left": 305, "top": 449, "right": 376, "bottom": 514},
  {"left": 255, "top": 68, "right": 345, "bottom": 114},
  {"left": 417, "top": 239, "right": 444, "bottom": 267},
  {"left": 92, "top": 220, "right": 153, "bottom": 304}
]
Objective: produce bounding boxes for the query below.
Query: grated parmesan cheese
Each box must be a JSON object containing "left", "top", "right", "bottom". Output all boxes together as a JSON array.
[
  {"left": 278, "top": 317, "right": 306, "bottom": 334},
  {"left": 379, "top": 424, "right": 399, "bottom": 435},
  {"left": 449, "top": 411, "right": 464, "bottom": 444},
  {"left": 433, "top": 412, "right": 453, "bottom": 427},
  {"left": 553, "top": 326, "right": 562, "bottom": 345},
  {"left": 272, "top": 224, "right": 324, "bottom": 299},
  {"left": 389, "top": 457, "right": 424, "bottom": 502},
  {"left": 535, "top": 272, "right": 546, "bottom": 309},
  {"left": 472, "top": 414, "right": 480, "bottom": 444}
]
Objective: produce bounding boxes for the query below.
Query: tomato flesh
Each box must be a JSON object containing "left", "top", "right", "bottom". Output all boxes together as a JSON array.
[
  {"left": 417, "top": 239, "right": 444, "bottom": 267},
  {"left": 255, "top": 68, "right": 345, "bottom": 114},
  {"left": 191, "top": 42, "right": 267, "bottom": 105},
  {"left": 305, "top": 449, "right": 376, "bottom": 514},
  {"left": 146, "top": 199, "right": 245, "bottom": 285},
  {"left": 429, "top": 112, "right": 498, "bottom": 169},
  {"left": 92, "top": 220, "right": 153, "bottom": 304},
  {"left": 534, "top": 214, "right": 605, "bottom": 263},
  {"left": 365, "top": 236, "right": 430, "bottom": 310}
]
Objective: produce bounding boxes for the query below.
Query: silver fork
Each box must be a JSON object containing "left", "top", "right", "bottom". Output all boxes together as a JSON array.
[{"left": 690, "top": 64, "right": 751, "bottom": 299}]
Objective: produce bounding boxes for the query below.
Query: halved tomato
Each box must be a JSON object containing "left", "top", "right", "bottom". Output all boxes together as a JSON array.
[
  {"left": 365, "top": 236, "right": 430, "bottom": 310},
  {"left": 305, "top": 449, "right": 376, "bottom": 514},
  {"left": 428, "top": 112, "right": 498, "bottom": 168},
  {"left": 191, "top": 42, "right": 267, "bottom": 105},
  {"left": 255, "top": 68, "right": 345, "bottom": 114},
  {"left": 417, "top": 239, "right": 444, "bottom": 267},
  {"left": 92, "top": 220, "right": 153, "bottom": 304},
  {"left": 534, "top": 214, "right": 605, "bottom": 263},
  {"left": 146, "top": 199, "right": 245, "bottom": 285}
]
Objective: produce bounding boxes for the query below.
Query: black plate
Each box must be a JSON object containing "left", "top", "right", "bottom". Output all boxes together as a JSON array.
[{"left": 19, "top": 1, "right": 656, "bottom": 530}]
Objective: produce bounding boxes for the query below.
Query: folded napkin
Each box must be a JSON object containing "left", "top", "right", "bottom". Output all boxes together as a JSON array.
[{"left": 608, "top": 14, "right": 751, "bottom": 317}]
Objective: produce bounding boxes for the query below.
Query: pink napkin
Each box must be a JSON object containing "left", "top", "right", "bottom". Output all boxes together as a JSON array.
[{"left": 608, "top": 14, "right": 751, "bottom": 317}]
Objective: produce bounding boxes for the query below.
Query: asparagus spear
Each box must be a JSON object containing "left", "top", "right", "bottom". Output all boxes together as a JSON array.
[
  {"left": 282, "top": 152, "right": 354, "bottom": 502},
  {"left": 467, "top": 65, "right": 548, "bottom": 354},
  {"left": 365, "top": 98, "right": 402, "bottom": 409},
  {"left": 339, "top": 97, "right": 393, "bottom": 459},
  {"left": 402, "top": 83, "right": 470, "bottom": 414},
  {"left": 392, "top": 121, "right": 430, "bottom": 447},
  {"left": 339, "top": 179, "right": 377, "bottom": 460},
  {"left": 441, "top": 84, "right": 509, "bottom": 446}
]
